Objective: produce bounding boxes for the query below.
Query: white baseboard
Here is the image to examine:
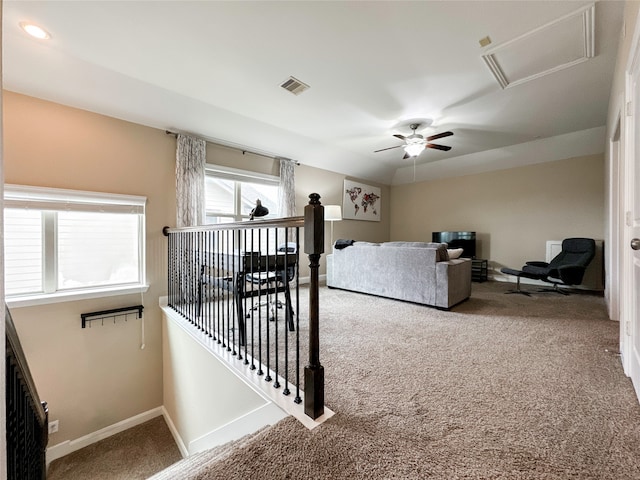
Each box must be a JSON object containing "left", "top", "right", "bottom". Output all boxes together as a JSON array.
[
  {"left": 160, "top": 406, "right": 188, "bottom": 458},
  {"left": 46, "top": 403, "right": 284, "bottom": 464},
  {"left": 492, "top": 270, "right": 602, "bottom": 291},
  {"left": 491, "top": 271, "right": 547, "bottom": 287},
  {"left": 187, "top": 402, "right": 287, "bottom": 455},
  {"left": 297, "top": 273, "right": 326, "bottom": 285},
  {"left": 47, "top": 407, "right": 164, "bottom": 464}
]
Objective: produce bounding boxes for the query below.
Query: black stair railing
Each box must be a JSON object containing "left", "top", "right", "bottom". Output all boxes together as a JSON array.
[
  {"left": 163, "top": 194, "right": 325, "bottom": 420},
  {"left": 6, "top": 306, "right": 49, "bottom": 480}
]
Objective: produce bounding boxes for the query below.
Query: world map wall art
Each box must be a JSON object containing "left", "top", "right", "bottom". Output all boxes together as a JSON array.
[{"left": 343, "top": 180, "right": 381, "bottom": 222}]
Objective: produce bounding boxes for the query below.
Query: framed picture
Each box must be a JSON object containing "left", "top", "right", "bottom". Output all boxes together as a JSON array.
[{"left": 343, "top": 180, "right": 381, "bottom": 222}]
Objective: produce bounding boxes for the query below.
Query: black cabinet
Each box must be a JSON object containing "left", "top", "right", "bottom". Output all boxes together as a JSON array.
[{"left": 471, "top": 259, "right": 488, "bottom": 282}]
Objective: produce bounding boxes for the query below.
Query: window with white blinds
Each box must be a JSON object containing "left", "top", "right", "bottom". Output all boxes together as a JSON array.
[
  {"left": 4, "top": 209, "right": 43, "bottom": 296},
  {"left": 4, "top": 185, "right": 146, "bottom": 302},
  {"left": 205, "top": 165, "right": 279, "bottom": 224},
  {"left": 205, "top": 165, "right": 282, "bottom": 253}
]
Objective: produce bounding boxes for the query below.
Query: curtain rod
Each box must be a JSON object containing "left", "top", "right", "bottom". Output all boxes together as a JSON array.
[{"left": 165, "top": 130, "right": 300, "bottom": 165}]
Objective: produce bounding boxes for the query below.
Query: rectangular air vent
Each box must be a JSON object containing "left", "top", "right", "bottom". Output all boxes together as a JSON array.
[{"left": 280, "top": 76, "right": 310, "bottom": 95}]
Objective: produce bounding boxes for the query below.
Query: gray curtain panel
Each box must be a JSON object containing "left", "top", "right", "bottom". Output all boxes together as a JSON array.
[
  {"left": 278, "top": 157, "right": 296, "bottom": 217},
  {"left": 176, "top": 133, "right": 206, "bottom": 227}
]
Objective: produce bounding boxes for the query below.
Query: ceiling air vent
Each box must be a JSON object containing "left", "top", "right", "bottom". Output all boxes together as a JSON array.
[{"left": 280, "top": 76, "right": 310, "bottom": 96}]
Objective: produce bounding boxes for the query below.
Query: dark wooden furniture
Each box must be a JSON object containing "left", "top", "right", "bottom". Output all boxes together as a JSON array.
[
  {"left": 199, "top": 251, "right": 298, "bottom": 345},
  {"left": 472, "top": 259, "right": 488, "bottom": 282}
]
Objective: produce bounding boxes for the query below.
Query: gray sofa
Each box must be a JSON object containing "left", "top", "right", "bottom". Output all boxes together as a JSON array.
[{"left": 326, "top": 241, "right": 472, "bottom": 309}]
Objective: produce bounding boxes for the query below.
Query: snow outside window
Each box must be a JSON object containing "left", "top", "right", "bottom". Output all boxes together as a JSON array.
[{"left": 4, "top": 185, "right": 146, "bottom": 303}]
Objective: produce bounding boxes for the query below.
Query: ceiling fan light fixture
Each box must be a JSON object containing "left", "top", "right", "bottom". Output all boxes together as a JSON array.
[
  {"left": 404, "top": 143, "right": 425, "bottom": 157},
  {"left": 19, "top": 22, "right": 51, "bottom": 40}
]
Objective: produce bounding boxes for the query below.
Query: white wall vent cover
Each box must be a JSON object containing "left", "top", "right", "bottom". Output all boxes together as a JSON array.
[
  {"left": 280, "top": 76, "right": 310, "bottom": 95},
  {"left": 482, "top": 3, "right": 595, "bottom": 89}
]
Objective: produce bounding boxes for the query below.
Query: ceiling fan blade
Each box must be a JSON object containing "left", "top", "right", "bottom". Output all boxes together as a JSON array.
[
  {"left": 426, "top": 131, "right": 453, "bottom": 141},
  {"left": 426, "top": 143, "right": 452, "bottom": 151},
  {"left": 393, "top": 134, "right": 407, "bottom": 140},
  {"left": 374, "top": 145, "right": 403, "bottom": 153}
]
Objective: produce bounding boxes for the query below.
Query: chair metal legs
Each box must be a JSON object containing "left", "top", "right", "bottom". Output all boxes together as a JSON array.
[
  {"left": 538, "top": 283, "right": 570, "bottom": 295},
  {"left": 504, "top": 275, "right": 531, "bottom": 296}
]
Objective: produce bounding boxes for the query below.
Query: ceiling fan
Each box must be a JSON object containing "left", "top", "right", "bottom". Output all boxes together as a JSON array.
[{"left": 374, "top": 123, "right": 453, "bottom": 159}]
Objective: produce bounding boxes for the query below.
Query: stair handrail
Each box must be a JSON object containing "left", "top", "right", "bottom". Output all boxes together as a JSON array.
[
  {"left": 6, "top": 305, "right": 49, "bottom": 479},
  {"left": 163, "top": 194, "right": 326, "bottom": 420}
]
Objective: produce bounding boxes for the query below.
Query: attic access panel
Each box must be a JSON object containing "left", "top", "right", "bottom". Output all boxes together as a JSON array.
[{"left": 482, "top": 3, "right": 595, "bottom": 89}]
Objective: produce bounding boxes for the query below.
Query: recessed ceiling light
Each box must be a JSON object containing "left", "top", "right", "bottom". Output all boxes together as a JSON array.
[{"left": 19, "top": 22, "right": 51, "bottom": 40}]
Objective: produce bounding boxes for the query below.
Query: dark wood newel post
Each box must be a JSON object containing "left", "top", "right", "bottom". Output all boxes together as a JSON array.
[{"left": 304, "top": 193, "right": 325, "bottom": 419}]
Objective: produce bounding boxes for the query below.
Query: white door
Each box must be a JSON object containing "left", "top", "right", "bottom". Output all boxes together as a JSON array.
[{"left": 624, "top": 33, "right": 640, "bottom": 398}]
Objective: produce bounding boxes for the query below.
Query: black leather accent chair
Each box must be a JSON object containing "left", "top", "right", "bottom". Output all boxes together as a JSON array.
[{"left": 501, "top": 238, "right": 596, "bottom": 295}]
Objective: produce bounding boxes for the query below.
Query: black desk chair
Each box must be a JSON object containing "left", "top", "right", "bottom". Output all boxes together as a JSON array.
[
  {"left": 245, "top": 242, "right": 297, "bottom": 330},
  {"left": 501, "top": 238, "right": 596, "bottom": 295}
]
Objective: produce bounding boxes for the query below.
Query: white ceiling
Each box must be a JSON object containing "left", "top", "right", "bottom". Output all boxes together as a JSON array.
[{"left": 2, "top": 1, "right": 624, "bottom": 185}]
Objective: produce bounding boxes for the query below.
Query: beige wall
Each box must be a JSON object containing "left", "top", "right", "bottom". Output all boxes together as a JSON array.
[
  {"left": 162, "top": 312, "right": 278, "bottom": 455},
  {"left": 6, "top": 79, "right": 604, "bottom": 447},
  {"left": 3, "top": 91, "right": 176, "bottom": 443},
  {"left": 390, "top": 154, "right": 605, "bottom": 274},
  {"left": 207, "top": 143, "right": 391, "bottom": 274},
  {"left": 2, "top": 91, "right": 390, "bottom": 445}
]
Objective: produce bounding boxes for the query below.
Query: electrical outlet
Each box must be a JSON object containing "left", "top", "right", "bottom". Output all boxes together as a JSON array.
[{"left": 48, "top": 420, "right": 59, "bottom": 434}]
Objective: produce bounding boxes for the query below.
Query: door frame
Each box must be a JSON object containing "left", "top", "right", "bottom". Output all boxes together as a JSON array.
[{"left": 621, "top": 8, "right": 640, "bottom": 391}]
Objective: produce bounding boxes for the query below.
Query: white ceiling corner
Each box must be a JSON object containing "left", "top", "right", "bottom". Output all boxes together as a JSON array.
[{"left": 482, "top": 3, "right": 595, "bottom": 89}]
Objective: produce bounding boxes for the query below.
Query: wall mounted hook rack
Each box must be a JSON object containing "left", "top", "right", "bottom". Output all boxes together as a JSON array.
[{"left": 81, "top": 305, "right": 144, "bottom": 329}]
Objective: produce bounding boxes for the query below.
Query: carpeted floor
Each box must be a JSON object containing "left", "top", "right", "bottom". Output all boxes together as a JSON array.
[
  {"left": 49, "top": 281, "right": 640, "bottom": 479},
  {"left": 151, "top": 281, "right": 640, "bottom": 480},
  {"left": 47, "top": 416, "right": 182, "bottom": 480}
]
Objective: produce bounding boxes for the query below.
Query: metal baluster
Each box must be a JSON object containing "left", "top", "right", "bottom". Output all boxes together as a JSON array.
[
  {"left": 197, "top": 230, "right": 202, "bottom": 329},
  {"left": 223, "top": 229, "right": 229, "bottom": 348},
  {"left": 200, "top": 230, "right": 204, "bottom": 330},
  {"left": 283, "top": 226, "right": 291, "bottom": 396},
  {"left": 257, "top": 228, "right": 263, "bottom": 376},
  {"left": 206, "top": 230, "right": 212, "bottom": 337},
  {"left": 242, "top": 229, "right": 248, "bottom": 363},
  {"left": 215, "top": 230, "right": 220, "bottom": 342},
  {"left": 190, "top": 232, "right": 195, "bottom": 325},
  {"left": 177, "top": 231, "right": 182, "bottom": 316},
  {"left": 171, "top": 232, "right": 175, "bottom": 311},
  {"left": 173, "top": 231, "right": 178, "bottom": 314},
  {"left": 273, "top": 226, "right": 280, "bottom": 389},
  {"left": 265, "top": 228, "right": 272, "bottom": 383},
  {"left": 249, "top": 228, "right": 256, "bottom": 370},
  {"left": 167, "top": 231, "right": 173, "bottom": 309},
  {"left": 227, "top": 230, "right": 235, "bottom": 355}
]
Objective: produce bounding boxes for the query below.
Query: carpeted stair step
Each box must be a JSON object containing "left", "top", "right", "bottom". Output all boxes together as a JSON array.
[{"left": 147, "top": 426, "right": 270, "bottom": 480}]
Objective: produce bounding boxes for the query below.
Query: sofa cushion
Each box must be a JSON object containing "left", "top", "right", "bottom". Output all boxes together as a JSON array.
[
  {"left": 380, "top": 241, "right": 430, "bottom": 248},
  {"left": 379, "top": 241, "right": 449, "bottom": 261},
  {"left": 447, "top": 248, "right": 464, "bottom": 259}
]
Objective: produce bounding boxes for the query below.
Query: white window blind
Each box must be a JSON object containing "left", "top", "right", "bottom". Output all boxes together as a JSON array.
[
  {"left": 205, "top": 165, "right": 282, "bottom": 252},
  {"left": 57, "top": 211, "right": 141, "bottom": 289},
  {"left": 205, "top": 165, "right": 279, "bottom": 223},
  {"left": 4, "top": 185, "right": 146, "bottom": 302},
  {"left": 4, "top": 209, "right": 43, "bottom": 296}
]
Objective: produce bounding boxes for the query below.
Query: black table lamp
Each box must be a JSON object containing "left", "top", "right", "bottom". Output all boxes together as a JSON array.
[{"left": 249, "top": 199, "right": 269, "bottom": 220}]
